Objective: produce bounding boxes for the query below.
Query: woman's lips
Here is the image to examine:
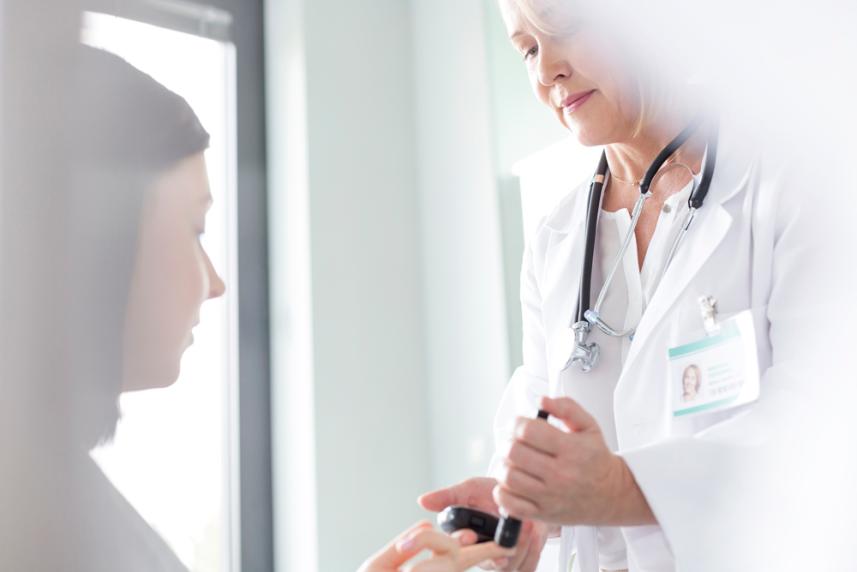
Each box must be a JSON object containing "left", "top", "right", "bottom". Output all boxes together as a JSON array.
[{"left": 562, "top": 90, "right": 596, "bottom": 114}]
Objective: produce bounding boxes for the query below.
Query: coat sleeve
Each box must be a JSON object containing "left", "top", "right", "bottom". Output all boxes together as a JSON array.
[
  {"left": 487, "top": 230, "right": 550, "bottom": 478},
  {"left": 619, "top": 153, "right": 857, "bottom": 570}
]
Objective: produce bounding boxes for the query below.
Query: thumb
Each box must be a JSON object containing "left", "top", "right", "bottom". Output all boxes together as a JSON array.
[
  {"left": 418, "top": 486, "right": 457, "bottom": 512},
  {"left": 541, "top": 397, "right": 597, "bottom": 433},
  {"left": 419, "top": 477, "right": 497, "bottom": 513}
]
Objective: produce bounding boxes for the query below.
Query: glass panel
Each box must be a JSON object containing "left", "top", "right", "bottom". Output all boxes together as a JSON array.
[{"left": 83, "top": 11, "right": 239, "bottom": 572}]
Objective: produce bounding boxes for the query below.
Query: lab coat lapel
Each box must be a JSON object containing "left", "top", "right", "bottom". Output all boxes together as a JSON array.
[
  {"left": 544, "top": 228, "right": 587, "bottom": 378},
  {"left": 621, "top": 127, "right": 754, "bottom": 374},
  {"left": 541, "top": 190, "right": 588, "bottom": 378},
  {"left": 622, "top": 204, "right": 733, "bottom": 371}
]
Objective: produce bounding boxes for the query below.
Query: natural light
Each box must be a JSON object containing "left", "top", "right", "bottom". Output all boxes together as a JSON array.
[{"left": 82, "top": 11, "right": 239, "bottom": 572}]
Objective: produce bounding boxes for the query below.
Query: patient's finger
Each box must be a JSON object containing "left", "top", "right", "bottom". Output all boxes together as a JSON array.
[
  {"left": 360, "top": 521, "right": 432, "bottom": 570},
  {"left": 450, "top": 529, "right": 478, "bottom": 546},
  {"left": 458, "top": 543, "right": 515, "bottom": 569},
  {"left": 397, "top": 528, "right": 460, "bottom": 555},
  {"left": 405, "top": 542, "right": 514, "bottom": 572}
]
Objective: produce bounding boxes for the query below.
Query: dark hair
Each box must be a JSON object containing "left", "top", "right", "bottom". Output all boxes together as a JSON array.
[
  {"left": 72, "top": 46, "right": 210, "bottom": 173},
  {"left": 59, "top": 45, "right": 211, "bottom": 449}
]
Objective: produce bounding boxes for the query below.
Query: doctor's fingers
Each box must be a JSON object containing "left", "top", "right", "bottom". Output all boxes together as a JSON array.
[
  {"left": 515, "top": 539, "right": 543, "bottom": 572},
  {"left": 506, "top": 440, "right": 552, "bottom": 477},
  {"left": 540, "top": 397, "right": 598, "bottom": 433},
  {"left": 494, "top": 520, "right": 537, "bottom": 571},
  {"left": 514, "top": 417, "right": 562, "bottom": 454},
  {"left": 493, "top": 483, "right": 540, "bottom": 520},
  {"left": 498, "top": 464, "right": 547, "bottom": 500},
  {"left": 419, "top": 477, "right": 499, "bottom": 513}
]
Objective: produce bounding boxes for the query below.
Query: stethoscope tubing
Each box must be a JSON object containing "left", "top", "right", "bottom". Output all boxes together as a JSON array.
[
  {"left": 566, "top": 117, "right": 719, "bottom": 371},
  {"left": 575, "top": 153, "right": 608, "bottom": 325}
]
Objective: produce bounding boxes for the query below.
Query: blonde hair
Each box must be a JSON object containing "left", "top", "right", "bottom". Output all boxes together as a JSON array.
[
  {"left": 508, "top": 0, "right": 578, "bottom": 36},
  {"left": 634, "top": 75, "right": 676, "bottom": 138}
]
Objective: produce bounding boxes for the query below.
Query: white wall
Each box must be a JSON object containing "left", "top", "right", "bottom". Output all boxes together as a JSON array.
[
  {"left": 410, "top": 0, "right": 511, "bottom": 488},
  {"left": 266, "top": 1, "right": 558, "bottom": 570},
  {"left": 267, "top": 0, "right": 432, "bottom": 570}
]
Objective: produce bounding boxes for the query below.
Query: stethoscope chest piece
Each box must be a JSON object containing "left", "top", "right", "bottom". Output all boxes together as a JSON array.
[{"left": 563, "top": 320, "right": 600, "bottom": 372}]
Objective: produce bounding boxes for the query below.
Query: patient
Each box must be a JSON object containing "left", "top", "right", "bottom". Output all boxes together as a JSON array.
[{"left": 3, "top": 45, "right": 222, "bottom": 571}]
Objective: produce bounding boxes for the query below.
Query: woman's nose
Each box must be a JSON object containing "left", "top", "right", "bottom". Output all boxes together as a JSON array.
[
  {"left": 205, "top": 253, "right": 226, "bottom": 299},
  {"left": 209, "top": 269, "right": 226, "bottom": 299},
  {"left": 537, "top": 42, "right": 572, "bottom": 87}
]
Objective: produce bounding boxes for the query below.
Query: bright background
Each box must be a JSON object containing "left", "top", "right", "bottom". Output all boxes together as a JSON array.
[{"left": 83, "top": 11, "right": 239, "bottom": 572}]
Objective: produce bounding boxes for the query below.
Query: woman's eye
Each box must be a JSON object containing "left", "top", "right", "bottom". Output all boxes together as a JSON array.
[{"left": 523, "top": 45, "right": 538, "bottom": 60}]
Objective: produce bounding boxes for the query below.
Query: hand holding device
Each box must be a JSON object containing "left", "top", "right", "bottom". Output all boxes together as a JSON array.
[
  {"left": 420, "top": 474, "right": 551, "bottom": 570},
  {"left": 494, "top": 409, "right": 550, "bottom": 548}
]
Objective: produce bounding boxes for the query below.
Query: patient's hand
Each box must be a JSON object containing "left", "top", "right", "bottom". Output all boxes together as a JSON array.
[{"left": 358, "top": 520, "right": 512, "bottom": 572}]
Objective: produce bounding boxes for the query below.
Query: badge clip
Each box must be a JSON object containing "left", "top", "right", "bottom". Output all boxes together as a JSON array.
[{"left": 698, "top": 295, "right": 720, "bottom": 336}]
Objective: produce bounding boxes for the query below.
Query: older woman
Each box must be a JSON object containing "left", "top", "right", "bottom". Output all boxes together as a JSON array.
[{"left": 415, "top": 0, "right": 855, "bottom": 571}]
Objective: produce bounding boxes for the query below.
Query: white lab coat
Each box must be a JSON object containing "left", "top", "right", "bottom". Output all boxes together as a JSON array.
[{"left": 488, "top": 124, "right": 857, "bottom": 571}]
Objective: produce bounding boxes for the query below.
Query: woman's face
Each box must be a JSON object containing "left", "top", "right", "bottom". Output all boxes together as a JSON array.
[
  {"left": 683, "top": 367, "right": 700, "bottom": 396},
  {"left": 122, "top": 152, "right": 225, "bottom": 391},
  {"left": 498, "top": 0, "right": 641, "bottom": 146}
]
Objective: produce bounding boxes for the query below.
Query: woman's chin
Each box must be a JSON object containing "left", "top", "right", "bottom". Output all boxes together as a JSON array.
[
  {"left": 122, "top": 375, "right": 178, "bottom": 393},
  {"left": 554, "top": 108, "right": 605, "bottom": 147},
  {"left": 121, "top": 359, "right": 182, "bottom": 392},
  {"left": 570, "top": 124, "right": 609, "bottom": 147}
]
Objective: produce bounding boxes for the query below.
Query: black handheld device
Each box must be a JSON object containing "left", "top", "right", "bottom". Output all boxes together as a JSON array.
[
  {"left": 437, "top": 506, "right": 500, "bottom": 543},
  {"left": 494, "top": 408, "right": 550, "bottom": 548}
]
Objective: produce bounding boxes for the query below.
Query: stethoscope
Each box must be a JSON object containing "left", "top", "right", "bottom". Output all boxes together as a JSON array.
[{"left": 564, "top": 118, "right": 719, "bottom": 373}]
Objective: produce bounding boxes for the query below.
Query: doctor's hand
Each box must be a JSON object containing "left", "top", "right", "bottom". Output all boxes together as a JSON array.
[
  {"left": 358, "top": 520, "right": 513, "bottom": 572},
  {"left": 494, "top": 397, "right": 656, "bottom": 527},
  {"left": 418, "top": 477, "right": 554, "bottom": 572}
]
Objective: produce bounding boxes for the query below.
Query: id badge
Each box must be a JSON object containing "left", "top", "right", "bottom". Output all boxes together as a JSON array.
[{"left": 668, "top": 310, "right": 761, "bottom": 418}]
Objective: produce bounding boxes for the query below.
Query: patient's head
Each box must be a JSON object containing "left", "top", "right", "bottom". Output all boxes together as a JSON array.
[{"left": 65, "top": 46, "right": 223, "bottom": 445}]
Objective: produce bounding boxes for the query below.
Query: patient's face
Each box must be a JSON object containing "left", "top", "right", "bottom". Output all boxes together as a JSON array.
[{"left": 121, "top": 152, "right": 225, "bottom": 391}]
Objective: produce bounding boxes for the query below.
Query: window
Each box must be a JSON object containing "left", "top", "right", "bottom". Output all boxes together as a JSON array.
[{"left": 83, "top": 8, "right": 240, "bottom": 571}]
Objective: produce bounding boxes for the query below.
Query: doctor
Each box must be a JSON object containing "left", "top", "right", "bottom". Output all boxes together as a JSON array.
[{"left": 419, "top": 0, "right": 856, "bottom": 570}]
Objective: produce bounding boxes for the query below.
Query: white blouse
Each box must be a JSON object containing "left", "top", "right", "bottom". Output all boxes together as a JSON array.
[{"left": 566, "top": 173, "right": 699, "bottom": 571}]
